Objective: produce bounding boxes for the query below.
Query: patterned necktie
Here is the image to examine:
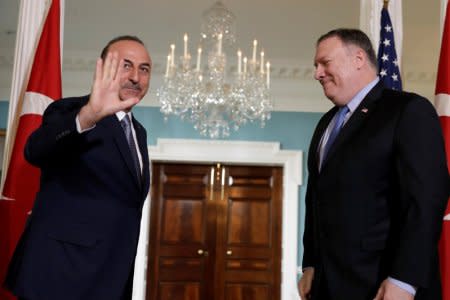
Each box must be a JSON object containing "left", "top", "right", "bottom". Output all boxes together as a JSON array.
[
  {"left": 322, "top": 105, "right": 349, "bottom": 162},
  {"left": 120, "top": 115, "right": 141, "bottom": 181}
]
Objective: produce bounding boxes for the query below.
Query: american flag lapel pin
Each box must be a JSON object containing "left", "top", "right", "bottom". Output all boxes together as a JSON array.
[{"left": 361, "top": 108, "right": 368, "bottom": 113}]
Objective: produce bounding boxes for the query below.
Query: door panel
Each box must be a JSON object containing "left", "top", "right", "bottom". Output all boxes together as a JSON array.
[
  {"left": 227, "top": 200, "right": 270, "bottom": 244},
  {"left": 147, "top": 163, "right": 215, "bottom": 300},
  {"left": 159, "top": 283, "right": 201, "bottom": 300},
  {"left": 161, "top": 199, "right": 204, "bottom": 243},
  {"left": 225, "top": 284, "right": 270, "bottom": 300},
  {"left": 147, "top": 163, "right": 282, "bottom": 300},
  {"left": 218, "top": 166, "right": 282, "bottom": 300}
]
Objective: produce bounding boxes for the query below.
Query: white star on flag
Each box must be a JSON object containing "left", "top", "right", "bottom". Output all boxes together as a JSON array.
[{"left": 383, "top": 39, "right": 391, "bottom": 47}]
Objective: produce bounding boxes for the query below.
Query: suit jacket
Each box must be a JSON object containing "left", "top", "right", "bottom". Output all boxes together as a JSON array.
[
  {"left": 5, "top": 95, "right": 150, "bottom": 300},
  {"left": 302, "top": 82, "right": 449, "bottom": 300}
]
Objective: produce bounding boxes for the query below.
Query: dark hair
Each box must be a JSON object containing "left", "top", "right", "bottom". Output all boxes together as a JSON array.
[
  {"left": 100, "top": 35, "right": 145, "bottom": 59},
  {"left": 317, "top": 28, "right": 377, "bottom": 69}
]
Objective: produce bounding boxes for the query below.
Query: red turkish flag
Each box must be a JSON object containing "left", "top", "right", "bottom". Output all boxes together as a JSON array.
[
  {"left": 435, "top": 2, "right": 450, "bottom": 300},
  {"left": 0, "top": 1, "right": 62, "bottom": 299}
]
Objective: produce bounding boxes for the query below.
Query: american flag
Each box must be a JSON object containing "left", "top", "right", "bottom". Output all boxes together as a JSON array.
[{"left": 377, "top": 6, "right": 402, "bottom": 91}]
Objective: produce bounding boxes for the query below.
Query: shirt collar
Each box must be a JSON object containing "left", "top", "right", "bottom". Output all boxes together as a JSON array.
[
  {"left": 116, "top": 111, "right": 132, "bottom": 121},
  {"left": 346, "top": 77, "right": 379, "bottom": 113}
]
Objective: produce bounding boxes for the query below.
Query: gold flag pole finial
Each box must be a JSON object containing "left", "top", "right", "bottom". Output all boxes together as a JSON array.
[{"left": 383, "top": 0, "right": 389, "bottom": 9}]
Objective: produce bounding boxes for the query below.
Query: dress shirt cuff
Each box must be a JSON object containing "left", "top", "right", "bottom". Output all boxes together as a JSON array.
[
  {"left": 76, "top": 114, "right": 96, "bottom": 133},
  {"left": 387, "top": 277, "right": 416, "bottom": 296}
]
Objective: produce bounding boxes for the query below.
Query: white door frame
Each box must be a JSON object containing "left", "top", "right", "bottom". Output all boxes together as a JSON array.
[{"left": 133, "top": 138, "right": 303, "bottom": 300}]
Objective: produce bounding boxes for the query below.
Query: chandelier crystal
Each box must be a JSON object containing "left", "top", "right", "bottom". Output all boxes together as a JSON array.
[{"left": 157, "top": 1, "right": 272, "bottom": 138}]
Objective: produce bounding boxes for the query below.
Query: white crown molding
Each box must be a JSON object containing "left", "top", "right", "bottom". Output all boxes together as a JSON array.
[
  {"left": 0, "top": 50, "right": 438, "bottom": 82},
  {"left": 0, "top": 49, "right": 439, "bottom": 112}
]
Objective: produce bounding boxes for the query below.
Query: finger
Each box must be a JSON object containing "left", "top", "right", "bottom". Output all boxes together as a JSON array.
[
  {"left": 103, "top": 51, "right": 117, "bottom": 80},
  {"left": 373, "top": 287, "right": 384, "bottom": 300},
  {"left": 117, "top": 97, "right": 140, "bottom": 111},
  {"left": 299, "top": 281, "right": 308, "bottom": 299},
  {"left": 299, "top": 288, "right": 305, "bottom": 299},
  {"left": 304, "top": 283, "right": 311, "bottom": 299},
  {"left": 110, "top": 55, "right": 120, "bottom": 81},
  {"left": 93, "top": 58, "right": 103, "bottom": 84}
]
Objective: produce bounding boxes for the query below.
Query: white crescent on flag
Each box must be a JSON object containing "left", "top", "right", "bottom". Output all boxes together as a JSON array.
[
  {"left": 436, "top": 93, "right": 450, "bottom": 117},
  {"left": 21, "top": 91, "right": 54, "bottom": 117},
  {"left": 445, "top": 213, "right": 450, "bottom": 221}
]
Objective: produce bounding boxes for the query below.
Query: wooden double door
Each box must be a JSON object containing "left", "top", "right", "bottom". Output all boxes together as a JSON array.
[{"left": 146, "top": 163, "right": 282, "bottom": 300}]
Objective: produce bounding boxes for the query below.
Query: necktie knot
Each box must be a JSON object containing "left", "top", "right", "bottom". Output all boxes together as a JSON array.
[{"left": 120, "top": 114, "right": 132, "bottom": 133}]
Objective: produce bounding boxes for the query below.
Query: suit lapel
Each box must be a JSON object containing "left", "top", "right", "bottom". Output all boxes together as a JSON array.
[
  {"left": 320, "top": 82, "right": 384, "bottom": 171},
  {"left": 309, "top": 107, "right": 337, "bottom": 174}
]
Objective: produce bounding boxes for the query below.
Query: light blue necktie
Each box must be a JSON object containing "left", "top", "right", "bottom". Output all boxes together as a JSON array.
[
  {"left": 322, "top": 105, "right": 349, "bottom": 162},
  {"left": 120, "top": 115, "right": 141, "bottom": 181}
]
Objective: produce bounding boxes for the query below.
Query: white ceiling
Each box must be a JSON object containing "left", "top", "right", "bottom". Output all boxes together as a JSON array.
[{"left": 0, "top": 0, "right": 443, "bottom": 112}]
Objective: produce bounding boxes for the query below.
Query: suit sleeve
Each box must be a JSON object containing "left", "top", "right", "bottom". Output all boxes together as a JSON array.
[
  {"left": 390, "top": 95, "right": 449, "bottom": 287},
  {"left": 24, "top": 98, "right": 85, "bottom": 167}
]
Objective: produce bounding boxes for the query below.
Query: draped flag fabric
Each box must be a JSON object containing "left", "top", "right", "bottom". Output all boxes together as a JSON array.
[
  {"left": 377, "top": 4, "right": 403, "bottom": 91},
  {"left": 0, "top": 0, "right": 62, "bottom": 299},
  {"left": 435, "top": 2, "right": 450, "bottom": 300}
]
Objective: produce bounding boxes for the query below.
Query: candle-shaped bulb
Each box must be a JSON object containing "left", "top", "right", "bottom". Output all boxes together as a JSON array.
[
  {"left": 170, "top": 44, "right": 175, "bottom": 66},
  {"left": 165, "top": 55, "right": 171, "bottom": 77},
  {"left": 183, "top": 33, "right": 188, "bottom": 58},
  {"left": 266, "top": 61, "right": 271, "bottom": 88},
  {"left": 218, "top": 33, "right": 223, "bottom": 55},
  {"left": 252, "top": 40, "right": 258, "bottom": 62},
  {"left": 243, "top": 57, "right": 248, "bottom": 74},
  {"left": 237, "top": 50, "right": 242, "bottom": 74},
  {"left": 196, "top": 47, "right": 202, "bottom": 72},
  {"left": 260, "top": 51, "right": 265, "bottom": 73}
]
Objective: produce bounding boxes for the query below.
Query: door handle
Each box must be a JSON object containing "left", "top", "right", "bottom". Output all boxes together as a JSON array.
[
  {"left": 226, "top": 250, "right": 232, "bottom": 256},
  {"left": 197, "top": 249, "right": 209, "bottom": 256}
]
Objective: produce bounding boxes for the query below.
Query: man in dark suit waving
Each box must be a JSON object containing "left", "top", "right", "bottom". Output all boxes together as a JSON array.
[
  {"left": 4, "top": 35, "right": 152, "bottom": 300},
  {"left": 298, "top": 28, "right": 449, "bottom": 300}
]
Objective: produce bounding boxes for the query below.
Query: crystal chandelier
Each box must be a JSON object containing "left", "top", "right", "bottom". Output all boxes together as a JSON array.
[{"left": 157, "top": 1, "right": 272, "bottom": 138}]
